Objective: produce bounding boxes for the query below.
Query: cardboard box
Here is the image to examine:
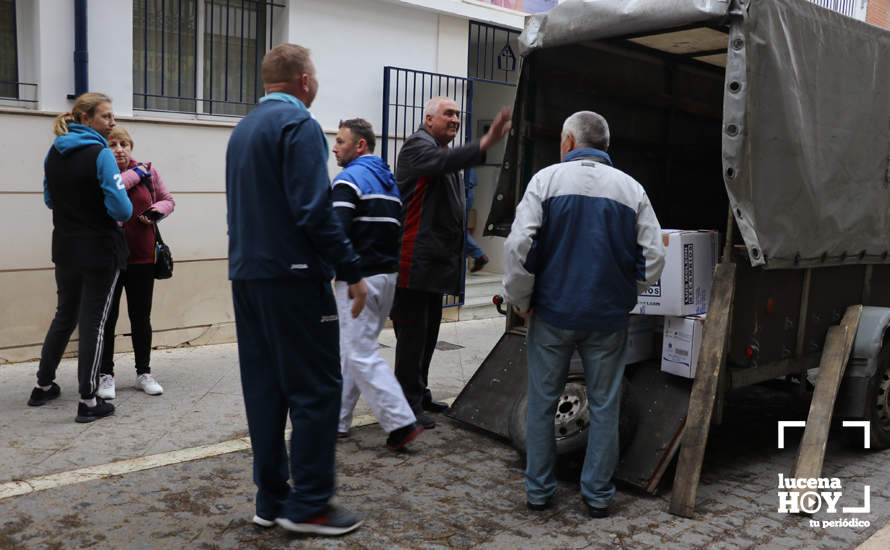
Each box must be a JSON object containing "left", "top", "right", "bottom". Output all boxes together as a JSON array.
[
  {"left": 661, "top": 314, "right": 705, "bottom": 378},
  {"left": 632, "top": 230, "right": 718, "bottom": 316},
  {"left": 625, "top": 315, "right": 657, "bottom": 365}
]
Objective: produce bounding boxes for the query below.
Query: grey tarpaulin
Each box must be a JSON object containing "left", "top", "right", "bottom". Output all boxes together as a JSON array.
[
  {"left": 725, "top": 0, "right": 890, "bottom": 268},
  {"left": 509, "top": 0, "right": 890, "bottom": 269},
  {"left": 520, "top": 0, "right": 731, "bottom": 56}
]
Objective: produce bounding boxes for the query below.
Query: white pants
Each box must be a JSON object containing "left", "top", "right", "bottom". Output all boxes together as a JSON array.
[{"left": 336, "top": 273, "right": 416, "bottom": 433}]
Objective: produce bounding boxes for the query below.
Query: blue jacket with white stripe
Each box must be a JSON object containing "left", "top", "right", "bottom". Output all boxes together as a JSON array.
[
  {"left": 331, "top": 155, "right": 402, "bottom": 279},
  {"left": 503, "top": 148, "right": 666, "bottom": 331}
]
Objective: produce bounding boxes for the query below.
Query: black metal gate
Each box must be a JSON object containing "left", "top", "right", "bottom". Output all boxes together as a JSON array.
[{"left": 382, "top": 66, "right": 473, "bottom": 307}]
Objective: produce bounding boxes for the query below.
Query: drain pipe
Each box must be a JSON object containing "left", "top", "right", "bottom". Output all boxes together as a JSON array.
[{"left": 72, "top": 0, "right": 88, "bottom": 98}]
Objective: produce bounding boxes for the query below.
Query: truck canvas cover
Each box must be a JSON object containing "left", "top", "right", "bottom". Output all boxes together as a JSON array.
[{"left": 491, "top": 0, "right": 890, "bottom": 269}]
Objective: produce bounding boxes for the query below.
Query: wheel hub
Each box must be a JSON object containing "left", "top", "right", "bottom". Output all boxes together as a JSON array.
[{"left": 554, "top": 381, "right": 589, "bottom": 440}]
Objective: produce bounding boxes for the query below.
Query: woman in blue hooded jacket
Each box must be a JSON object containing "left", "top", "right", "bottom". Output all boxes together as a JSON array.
[{"left": 27, "top": 92, "right": 133, "bottom": 423}]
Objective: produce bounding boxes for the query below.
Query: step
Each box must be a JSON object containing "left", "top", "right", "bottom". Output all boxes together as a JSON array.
[
  {"left": 464, "top": 271, "right": 504, "bottom": 302},
  {"left": 460, "top": 294, "right": 505, "bottom": 320}
]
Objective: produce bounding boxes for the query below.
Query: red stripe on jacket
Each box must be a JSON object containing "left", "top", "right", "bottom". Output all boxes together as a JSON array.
[{"left": 398, "top": 176, "right": 429, "bottom": 287}]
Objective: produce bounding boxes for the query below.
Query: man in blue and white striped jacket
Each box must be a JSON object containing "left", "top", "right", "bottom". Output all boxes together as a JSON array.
[
  {"left": 331, "top": 118, "right": 423, "bottom": 452},
  {"left": 504, "top": 111, "right": 665, "bottom": 518}
]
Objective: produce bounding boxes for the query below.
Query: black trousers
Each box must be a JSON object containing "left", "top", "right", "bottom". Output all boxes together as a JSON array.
[
  {"left": 36, "top": 264, "right": 120, "bottom": 399},
  {"left": 232, "top": 278, "right": 341, "bottom": 522},
  {"left": 391, "top": 287, "right": 443, "bottom": 415},
  {"left": 101, "top": 263, "right": 155, "bottom": 376}
]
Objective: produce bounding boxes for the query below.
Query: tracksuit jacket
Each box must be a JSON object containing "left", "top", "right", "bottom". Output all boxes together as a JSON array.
[
  {"left": 395, "top": 127, "right": 484, "bottom": 295},
  {"left": 43, "top": 124, "right": 133, "bottom": 269},
  {"left": 331, "top": 155, "right": 401, "bottom": 279},
  {"left": 503, "top": 148, "right": 666, "bottom": 331},
  {"left": 225, "top": 93, "right": 361, "bottom": 284}
]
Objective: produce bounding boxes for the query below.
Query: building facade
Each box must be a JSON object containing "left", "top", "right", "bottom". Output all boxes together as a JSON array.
[
  {"left": 0, "top": 0, "right": 542, "bottom": 363},
  {"left": 0, "top": 0, "right": 886, "bottom": 363}
]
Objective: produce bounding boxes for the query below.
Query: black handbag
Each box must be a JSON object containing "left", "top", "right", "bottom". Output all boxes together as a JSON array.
[
  {"left": 153, "top": 225, "right": 173, "bottom": 280},
  {"left": 140, "top": 172, "right": 174, "bottom": 280}
]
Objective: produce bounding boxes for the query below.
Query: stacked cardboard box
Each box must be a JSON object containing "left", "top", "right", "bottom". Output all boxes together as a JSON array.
[{"left": 628, "top": 230, "right": 719, "bottom": 378}]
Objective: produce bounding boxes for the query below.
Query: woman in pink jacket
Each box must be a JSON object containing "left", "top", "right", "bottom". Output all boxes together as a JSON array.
[{"left": 98, "top": 126, "right": 175, "bottom": 398}]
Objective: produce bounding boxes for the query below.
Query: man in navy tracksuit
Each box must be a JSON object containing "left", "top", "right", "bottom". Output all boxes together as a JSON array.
[
  {"left": 330, "top": 118, "right": 422, "bottom": 451},
  {"left": 225, "top": 44, "right": 366, "bottom": 536}
]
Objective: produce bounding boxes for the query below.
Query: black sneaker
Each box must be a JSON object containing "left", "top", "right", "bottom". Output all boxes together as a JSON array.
[
  {"left": 470, "top": 255, "right": 490, "bottom": 273},
  {"left": 417, "top": 413, "right": 436, "bottom": 430},
  {"left": 275, "top": 505, "right": 362, "bottom": 536},
  {"left": 75, "top": 397, "right": 115, "bottom": 423},
  {"left": 386, "top": 422, "right": 424, "bottom": 451},
  {"left": 527, "top": 497, "right": 552, "bottom": 511},
  {"left": 586, "top": 503, "right": 609, "bottom": 518},
  {"left": 422, "top": 399, "right": 449, "bottom": 413},
  {"left": 28, "top": 383, "right": 61, "bottom": 406}
]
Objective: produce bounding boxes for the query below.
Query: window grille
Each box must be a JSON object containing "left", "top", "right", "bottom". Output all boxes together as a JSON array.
[
  {"left": 133, "top": 0, "right": 283, "bottom": 116},
  {"left": 0, "top": 0, "right": 37, "bottom": 103},
  {"left": 468, "top": 21, "right": 520, "bottom": 86}
]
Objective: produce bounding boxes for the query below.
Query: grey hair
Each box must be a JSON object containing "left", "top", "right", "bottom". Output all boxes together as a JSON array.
[
  {"left": 561, "top": 111, "right": 610, "bottom": 151},
  {"left": 424, "top": 96, "right": 456, "bottom": 119}
]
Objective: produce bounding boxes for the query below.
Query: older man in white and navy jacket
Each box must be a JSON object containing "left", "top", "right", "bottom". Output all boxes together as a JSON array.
[
  {"left": 504, "top": 111, "right": 665, "bottom": 519},
  {"left": 330, "top": 118, "right": 423, "bottom": 452}
]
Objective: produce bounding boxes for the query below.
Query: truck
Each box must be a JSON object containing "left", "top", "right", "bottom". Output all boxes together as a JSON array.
[{"left": 447, "top": 0, "right": 890, "bottom": 517}]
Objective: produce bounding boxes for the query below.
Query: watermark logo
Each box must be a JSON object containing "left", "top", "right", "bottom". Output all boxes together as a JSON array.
[{"left": 776, "top": 421, "right": 871, "bottom": 528}]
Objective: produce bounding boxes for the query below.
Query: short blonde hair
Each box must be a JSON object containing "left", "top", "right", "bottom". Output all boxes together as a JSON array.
[
  {"left": 53, "top": 92, "right": 112, "bottom": 136},
  {"left": 107, "top": 126, "right": 134, "bottom": 149},
  {"left": 262, "top": 44, "right": 311, "bottom": 86}
]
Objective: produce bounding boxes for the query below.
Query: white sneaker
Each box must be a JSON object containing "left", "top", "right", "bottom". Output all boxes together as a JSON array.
[
  {"left": 252, "top": 515, "right": 275, "bottom": 528},
  {"left": 97, "top": 374, "right": 116, "bottom": 399},
  {"left": 135, "top": 373, "right": 163, "bottom": 395}
]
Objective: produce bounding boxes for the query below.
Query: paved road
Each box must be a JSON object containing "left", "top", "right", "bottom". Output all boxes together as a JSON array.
[{"left": 1, "top": 319, "right": 888, "bottom": 548}]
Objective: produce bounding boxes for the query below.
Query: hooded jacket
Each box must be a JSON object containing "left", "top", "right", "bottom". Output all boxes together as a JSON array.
[
  {"left": 43, "top": 123, "right": 132, "bottom": 270},
  {"left": 331, "top": 155, "right": 401, "bottom": 279},
  {"left": 395, "top": 127, "right": 484, "bottom": 295}
]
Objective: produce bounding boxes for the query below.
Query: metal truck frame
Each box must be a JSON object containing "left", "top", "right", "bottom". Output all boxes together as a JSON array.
[{"left": 447, "top": 0, "right": 890, "bottom": 518}]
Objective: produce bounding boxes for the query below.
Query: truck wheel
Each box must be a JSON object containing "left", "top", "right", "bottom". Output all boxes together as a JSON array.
[
  {"left": 864, "top": 349, "right": 890, "bottom": 450},
  {"left": 508, "top": 375, "right": 637, "bottom": 457}
]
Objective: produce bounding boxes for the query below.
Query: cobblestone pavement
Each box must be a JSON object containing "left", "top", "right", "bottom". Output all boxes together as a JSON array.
[{"left": 1, "top": 384, "right": 888, "bottom": 549}]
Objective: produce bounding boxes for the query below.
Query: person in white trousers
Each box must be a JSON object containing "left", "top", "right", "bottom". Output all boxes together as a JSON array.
[{"left": 331, "top": 118, "right": 422, "bottom": 450}]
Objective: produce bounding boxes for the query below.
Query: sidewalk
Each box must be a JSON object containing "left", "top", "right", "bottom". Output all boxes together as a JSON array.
[{"left": 0, "top": 317, "right": 505, "bottom": 484}]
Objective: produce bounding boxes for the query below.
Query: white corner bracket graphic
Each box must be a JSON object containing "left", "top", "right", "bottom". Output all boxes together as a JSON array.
[
  {"left": 842, "top": 420, "right": 871, "bottom": 449},
  {"left": 778, "top": 420, "right": 806, "bottom": 449}
]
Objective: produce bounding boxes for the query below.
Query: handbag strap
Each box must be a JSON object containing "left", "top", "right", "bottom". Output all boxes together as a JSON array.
[
  {"left": 153, "top": 223, "right": 165, "bottom": 245},
  {"left": 136, "top": 165, "right": 163, "bottom": 244}
]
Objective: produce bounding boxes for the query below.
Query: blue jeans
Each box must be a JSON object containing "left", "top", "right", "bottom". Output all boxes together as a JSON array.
[
  {"left": 525, "top": 315, "right": 627, "bottom": 508},
  {"left": 465, "top": 187, "right": 484, "bottom": 260}
]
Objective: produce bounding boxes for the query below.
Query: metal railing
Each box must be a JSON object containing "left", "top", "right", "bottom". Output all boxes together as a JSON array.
[
  {"left": 133, "top": 0, "right": 283, "bottom": 116},
  {"left": 468, "top": 21, "right": 519, "bottom": 86},
  {"left": 381, "top": 66, "right": 474, "bottom": 307},
  {"left": 808, "top": 0, "right": 860, "bottom": 18}
]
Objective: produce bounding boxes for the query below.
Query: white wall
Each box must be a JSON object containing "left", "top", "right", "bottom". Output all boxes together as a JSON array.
[
  {"left": 468, "top": 80, "right": 518, "bottom": 272},
  {"left": 0, "top": 110, "right": 237, "bottom": 363},
  {"left": 34, "top": 0, "right": 75, "bottom": 112},
  {"left": 1, "top": 0, "right": 531, "bottom": 362},
  {"left": 287, "top": 0, "right": 440, "bottom": 134},
  {"left": 88, "top": 0, "right": 134, "bottom": 115}
]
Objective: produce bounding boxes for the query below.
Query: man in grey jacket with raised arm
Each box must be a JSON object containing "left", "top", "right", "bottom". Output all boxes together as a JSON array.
[
  {"left": 504, "top": 111, "right": 665, "bottom": 518},
  {"left": 391, "top": 96, "right": 510, "bottom": 429}
]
